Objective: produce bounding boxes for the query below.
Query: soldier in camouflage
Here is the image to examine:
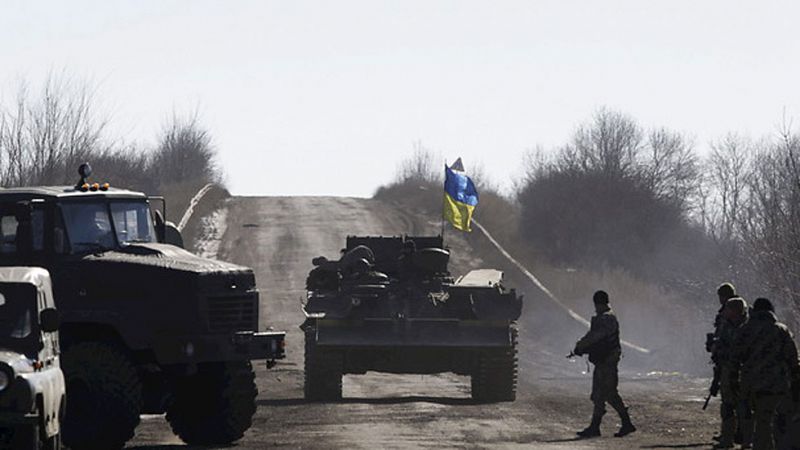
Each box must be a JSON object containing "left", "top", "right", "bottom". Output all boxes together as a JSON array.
[
  {"left": 732, "top": 298, "right": 800, "bottom": 450},
  {"left": 708, "top": 283, "right": 737, "bottom": 355},
  {"left": 573, "top": 290, "right": 636, "bottom": 438},
  {"left": 713, "top": 297, "right": 752, "bottom": 449},
  {"left": 707, "top": 283, "right": 738, "bottom": 444}
]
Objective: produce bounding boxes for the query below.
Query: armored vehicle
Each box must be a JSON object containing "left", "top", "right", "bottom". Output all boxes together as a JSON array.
[
  {"left": 0, "top": 267, "right": 64, "bottom": 450},
  {"left": 0, "top": 165, "right": 286, "bottom": 449},
  {"left": 302, "top": 235, "right": 522, "bottom": 402}
]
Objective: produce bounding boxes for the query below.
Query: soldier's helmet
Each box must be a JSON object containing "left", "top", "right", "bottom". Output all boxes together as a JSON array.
[
  {"left": 592, "top": 290, "right": 609, "bottom": 304},
  {"left": 753, "top": 297, "right": 774, "bottom": 312},
  {"left": 717, "top": 283, "right": 736, "bottom": 301},
  {"left": 724, "top": 297, "right": 747, "bottom": 315}
]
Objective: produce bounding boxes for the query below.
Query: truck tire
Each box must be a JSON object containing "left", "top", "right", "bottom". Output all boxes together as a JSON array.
[
  {"left": 166, "top": 361, "right": 257, "bottom": 445},
  {"left": 304, "top": 329, "right": 343, "bottom": 401},
  {"left": 61, "top": 342, "right": 142, "bottom": 450},
  {"left": 12, "top": 424, "right": 40, "bottom": 450},
  {"left": 471, "top": 325, "right": 518, "bottom": 402}
]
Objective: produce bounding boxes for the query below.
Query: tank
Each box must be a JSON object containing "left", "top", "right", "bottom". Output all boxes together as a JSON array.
[{"left": 301, "top": 235, "right": 522, "bottom": 402}]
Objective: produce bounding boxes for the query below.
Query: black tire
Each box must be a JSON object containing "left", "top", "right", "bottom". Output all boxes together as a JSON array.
[
  {"left": 12, "top": 424, "right": 40, "bottom": 450},
  {"left": 471, "top": 325, "right": 518, "bottom": 402},
  {"left": 166, "top": 361, "right": 257, "bottom": 445},
  {"left": 304, "top": 329, "right": 343, "bottom": 401},
  {"left": 61, "top": 342, "right": 142, "bottom": 450}
]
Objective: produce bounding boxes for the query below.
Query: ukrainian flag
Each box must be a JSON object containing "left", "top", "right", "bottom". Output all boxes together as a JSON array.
[{"left": 443, "top": 163, "right": 479, "bottom": 232}]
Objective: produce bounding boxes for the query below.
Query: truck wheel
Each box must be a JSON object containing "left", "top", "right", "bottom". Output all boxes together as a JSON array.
[
  {"left": 166, "top": 361, "right": 257, "bottom": 445},
  {"left": 304, "top": 330, "right": 343, "bottom": 401},
  {"left": 471, "top": 326, "right": 518, "bottom": 402},
  {"left": 61, "top": 342, "right": 142, "bottom": 450}
]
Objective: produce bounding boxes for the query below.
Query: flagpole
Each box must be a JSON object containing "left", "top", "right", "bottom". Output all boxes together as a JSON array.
[{"left": 441, "top": 160, "right": 447, "bottom": 242}]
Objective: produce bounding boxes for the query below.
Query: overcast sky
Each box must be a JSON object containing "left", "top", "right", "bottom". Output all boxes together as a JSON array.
[{"left": 1, "top": 1, "right": 799, "bottom": 196}]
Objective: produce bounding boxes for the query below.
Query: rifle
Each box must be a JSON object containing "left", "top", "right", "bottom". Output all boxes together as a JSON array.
[{"left": 703, "top": 366, "right": 721, "bottom": 410}]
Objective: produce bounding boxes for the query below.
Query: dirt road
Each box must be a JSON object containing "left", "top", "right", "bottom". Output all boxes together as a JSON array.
[{"left": 128, "top": 196, "right": 719, "bottom": 449}]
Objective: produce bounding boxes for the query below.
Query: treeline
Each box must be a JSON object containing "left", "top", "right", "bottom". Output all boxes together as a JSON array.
[
  {"left": 377, "top": 108, "right": 800, "bottom": 324},
  {"left": 0, "top": 75, "right": 222, "bottom": 221}
]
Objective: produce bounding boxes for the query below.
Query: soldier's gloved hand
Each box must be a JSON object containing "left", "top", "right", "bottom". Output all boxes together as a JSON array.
[{"left": 706, "top": 333, "right": 717, "bottom": 353}]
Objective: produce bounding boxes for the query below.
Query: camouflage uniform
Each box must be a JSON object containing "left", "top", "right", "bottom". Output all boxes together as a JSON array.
[
  {"left": 574, "top": 302, "right": 634, "bottom": 436},
  {"left": 708, "top": 283, "right": 736, "bottom": 355},
  {"left": 733, "top": 309, "right": 800, "bottom": 450},
  {"left": 707, "top": 283, "right": 739, "bottom": 446},
  {"left": 713, "top": 300, "right": 751, "bottom": 448}
]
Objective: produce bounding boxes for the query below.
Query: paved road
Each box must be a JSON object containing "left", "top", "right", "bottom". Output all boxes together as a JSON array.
[{"left": 128, "top": 196, "right": 718, "bottom": 449}]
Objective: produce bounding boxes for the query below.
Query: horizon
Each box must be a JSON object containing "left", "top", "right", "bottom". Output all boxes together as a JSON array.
[{"left": 2, "top": 0, "right": 799, "bottom": 197}]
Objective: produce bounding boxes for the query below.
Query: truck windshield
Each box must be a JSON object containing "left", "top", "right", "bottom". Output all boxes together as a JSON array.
[
  {"left": 61, "top": 202, "right": 116, "bottom": 252},
  {"left": 0, "top": 284, "right": 40, "bottom": 356},
  {"left": 61, "top": 201, "right": 156, "bottom": 253},
  {"left": 110, "top": 202, "right": 156, "bottom": 245},
  {"left": 0, "top": 291, "right": 33, "bottom": 343}
]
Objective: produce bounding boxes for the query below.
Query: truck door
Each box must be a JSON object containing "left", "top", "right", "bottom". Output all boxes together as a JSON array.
[{"left": 0, "top": 202, "right": 46, "bottom": 266}]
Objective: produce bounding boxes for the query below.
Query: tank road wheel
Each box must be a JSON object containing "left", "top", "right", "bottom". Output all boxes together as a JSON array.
[
  {"left": 61, "top": 342, "right": 142, "bottom": 450},
  {"left": 471, "top": 326, "right": 518, "bottom": 403},
  {"left": 304, "top": 330, "right": 343, "bottom": 401},
  {"left": 166, "top": 361, "right": 257, "bottom": 445}
]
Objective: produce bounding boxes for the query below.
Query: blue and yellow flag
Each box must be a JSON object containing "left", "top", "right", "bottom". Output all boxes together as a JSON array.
[{"left": 443, "top": 161, "right": 479, "bottom": 232}]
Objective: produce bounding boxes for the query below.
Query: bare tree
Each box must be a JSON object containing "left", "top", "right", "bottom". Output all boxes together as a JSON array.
[
  {"left": 740, "top": 133, "right": 800, "bottom": 307},
  {"left": 150, "top": 112, "right": 219, "bottom": 185},
  {"left": 563, "top": 108, "right": 644, "bottom": 176},
  {"left": 0, "top": 74, "right": 109, "bottom": 186},
  {"left": 704, "top": 134, "right": 751, "bottom": 243},
  {"left": 517, "top": 108, "right": 698, "bottom": 276},
  {"left": 643, "top": 128, "right": 699, "bottom": 210},
  {"left": 91, "top": 145, "right": 154, "bottom": 192},
  {"left": 395, "top": 141, "right": 442, "bottom": 184}
]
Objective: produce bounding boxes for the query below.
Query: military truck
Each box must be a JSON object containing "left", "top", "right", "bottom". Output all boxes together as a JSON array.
[
  {"left": 0, "top": 267, "right": 64, "bottom": 450},
  {"left": 0, "top": 165, "right": 286, "bottom": 449},
  {"left": 302, "top": 235, "right": 522, "bottom": 402}
]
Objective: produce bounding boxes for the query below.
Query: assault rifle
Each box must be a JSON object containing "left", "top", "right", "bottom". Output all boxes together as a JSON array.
[{"left": 703, "top": 366, "right": 721, "bottom": 410}]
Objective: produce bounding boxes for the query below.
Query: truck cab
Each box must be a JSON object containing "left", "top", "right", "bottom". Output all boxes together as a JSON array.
[{"left": 0, "top": 267, "right": 64, "bottom": 450}]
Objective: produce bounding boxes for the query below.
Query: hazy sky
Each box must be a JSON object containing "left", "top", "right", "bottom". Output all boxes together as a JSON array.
[{"left": 1, "top": 1, "right": 799, "bottom": 196}]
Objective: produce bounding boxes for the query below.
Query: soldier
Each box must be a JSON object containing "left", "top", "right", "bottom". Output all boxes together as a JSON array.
[
  {"left": 733, "top": 298, "right": 800, "bottom": 450},
  {"left": 573, "top": 290, "right": 636, "bottom": 438},
  {"left": 713, "top": 297, "right": 752, "bottom": 449},
  {"left": 707, "top": 282, "right": 738, "bottom": 443},
  {"left": 708, "top": 282, "right": 738, "bottom": 354}
]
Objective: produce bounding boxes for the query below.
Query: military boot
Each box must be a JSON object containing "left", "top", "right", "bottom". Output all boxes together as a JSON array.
[
  {"left": 614, "top": 408, "right": 636, "bottom": 437},
  {"left": 576, "top": 415, "right": 602, "bottom": 438}
]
